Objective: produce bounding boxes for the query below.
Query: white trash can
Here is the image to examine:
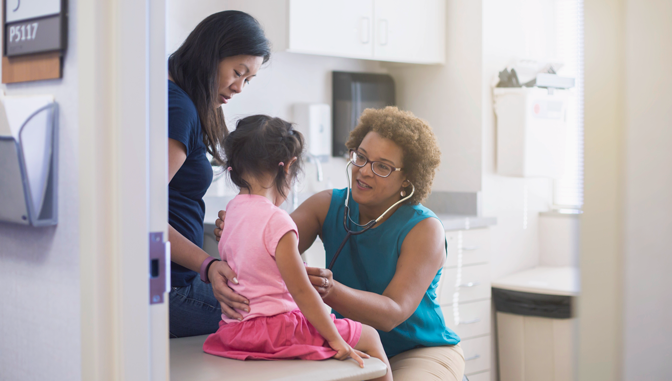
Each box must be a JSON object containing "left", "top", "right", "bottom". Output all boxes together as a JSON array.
[{"left": 492, "top": 266, "right": 579, "bottom": 381}]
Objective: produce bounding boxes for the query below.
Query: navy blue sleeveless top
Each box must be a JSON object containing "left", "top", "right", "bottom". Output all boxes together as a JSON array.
[
  {"left": 323, "top": 188, "right": 460, "bottom": 357},
  {"left": 168, "top": 80, "right": 213, "bottom": 287}
]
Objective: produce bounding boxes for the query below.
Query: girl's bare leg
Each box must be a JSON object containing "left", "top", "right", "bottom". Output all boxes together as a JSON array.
[{"left": 354, "top": 325, "right": 393, "bottom": 381}]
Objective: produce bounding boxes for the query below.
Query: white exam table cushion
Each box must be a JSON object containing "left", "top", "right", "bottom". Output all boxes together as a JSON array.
[{"left": 170, "top": 334, "right": 387, "bottom": 381}]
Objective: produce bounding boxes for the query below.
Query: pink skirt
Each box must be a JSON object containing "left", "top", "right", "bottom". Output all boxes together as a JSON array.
[{"left": 203, "top": 309, "right": 362, "bottom": 360}]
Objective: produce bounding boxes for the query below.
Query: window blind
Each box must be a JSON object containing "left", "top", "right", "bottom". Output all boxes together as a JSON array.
[{"left": 554, "top": 0, "right": 584, "bottom": 209}]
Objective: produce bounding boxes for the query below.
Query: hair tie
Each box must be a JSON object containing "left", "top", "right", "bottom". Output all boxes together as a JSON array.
[
  {"left": 278, "top": 162, "right": 285, "bottom": 167},
  {"left": 227, "top": 167, "right": 232, "bottom": 172}
]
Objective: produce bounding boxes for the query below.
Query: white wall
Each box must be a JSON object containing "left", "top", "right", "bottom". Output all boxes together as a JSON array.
[{"left": 0, "top": 1, "right": 81, "bottom": 380}]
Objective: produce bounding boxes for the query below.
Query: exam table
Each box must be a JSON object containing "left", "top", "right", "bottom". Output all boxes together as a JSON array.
[{"left": 170, "top": 334, "right": 388, "bottom": 381}]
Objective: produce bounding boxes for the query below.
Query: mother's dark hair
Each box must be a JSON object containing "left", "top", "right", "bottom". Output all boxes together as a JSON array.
[{"left": 168, "top": 11, "right": 271, "bottom": 165}]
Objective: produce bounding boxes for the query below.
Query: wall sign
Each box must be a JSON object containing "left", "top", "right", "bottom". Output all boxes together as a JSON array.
[{"left": 4, "top": 0, "right": 67, "bottom": 57}]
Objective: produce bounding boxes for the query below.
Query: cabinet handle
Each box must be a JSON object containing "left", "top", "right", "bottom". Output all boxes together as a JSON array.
[
  {"left": 458, "top": 281, "right": 480, "bottom": 288},
  {"left": 360, "top": 17, "right": 370, "bottom": 44},
  {"left": 378, "top": 19, "right": 388, "bottom": 45},
  {"left": 458, "top": 318, "right": 481, "bottom": 325},
  {"left": 465, "top": 354, "right": 481, "bottom": 361},
  {"left": 461, "top": 246, "right": 479, "bottom": 251}
]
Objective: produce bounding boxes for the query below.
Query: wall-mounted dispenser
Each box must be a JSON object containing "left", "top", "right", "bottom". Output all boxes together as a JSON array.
[
  {"left": 0, "top": 94, "right": 58, "bottom": 226},
  {"left": 332, "top": 72, "right": 395, "bottom": 157},
  {"left": 293, "top": 103, "right": 331, "bottom": 161},
  {"left": 493, "top": 87, "right": 568, "bottom": 178}
]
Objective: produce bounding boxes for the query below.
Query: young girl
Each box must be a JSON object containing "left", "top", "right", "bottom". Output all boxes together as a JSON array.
[{"left": 202, "top": 115, "right": 392, "bottom": 380}]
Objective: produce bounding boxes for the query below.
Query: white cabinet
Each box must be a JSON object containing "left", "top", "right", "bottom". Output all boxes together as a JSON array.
[
  {"left": 440, "top": 264, "right": 492, "bottom": 304},
  {"left": 287, "top": 0, "right": 445, "bottom": 64},
  {"left": 288, "top": 0, "right": 374, "bottom": 60},
  {"left": 440, "top": 228, "right": 493, "bottom": 377},
  {"left": 372, "top": 0, "right": 445, "bottom": 63}
]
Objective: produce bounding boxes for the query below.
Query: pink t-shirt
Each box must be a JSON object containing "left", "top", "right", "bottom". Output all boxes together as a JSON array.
[{"left": 218, "top": 194, "right": 299, "bottom": 323}]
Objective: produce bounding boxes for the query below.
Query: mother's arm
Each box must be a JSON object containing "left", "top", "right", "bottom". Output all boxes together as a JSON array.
[
  {"left": 319, "top": 217, "right": 446, "bottom": 332},
  {"left": 168, "top": 138, "right": 248, "bottom": 319}
]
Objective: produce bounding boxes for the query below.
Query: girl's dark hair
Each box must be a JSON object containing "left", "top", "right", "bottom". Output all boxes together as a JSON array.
[
  {"left": 224, "top": 115, "right": 304, "bottom": 198},
  {"left": 168, "top": 11, "right": 271, "bottom": 166}
]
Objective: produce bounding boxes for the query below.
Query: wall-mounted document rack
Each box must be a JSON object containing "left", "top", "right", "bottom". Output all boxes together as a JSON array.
[{"left": 0, "top": 95, "right": 58, "bottom": 226}]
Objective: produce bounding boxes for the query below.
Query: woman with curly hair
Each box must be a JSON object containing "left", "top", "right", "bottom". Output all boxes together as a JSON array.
[{"left": 215, "top": 106, "right": 464, "bottom": 380}]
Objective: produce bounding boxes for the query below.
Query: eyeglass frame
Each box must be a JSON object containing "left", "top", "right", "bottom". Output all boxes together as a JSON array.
[{"left": 349, "top": 150, "right": 403, "bottom": 178}]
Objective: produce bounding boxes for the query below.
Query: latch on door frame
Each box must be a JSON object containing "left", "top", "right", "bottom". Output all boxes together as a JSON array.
[{"left": 149, "top": 232, "right": 170, "bottom": 304}]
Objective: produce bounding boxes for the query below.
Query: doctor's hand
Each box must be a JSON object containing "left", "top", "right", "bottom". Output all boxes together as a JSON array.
[
  {"left": 214, "top": 210, "right": 226, "bottom": 241},
  {"left": 208, "top": 260, "right": 249, "bottom": 320},
  {"left": 306, "top": 266, "right": 335, "bottom": 299}
]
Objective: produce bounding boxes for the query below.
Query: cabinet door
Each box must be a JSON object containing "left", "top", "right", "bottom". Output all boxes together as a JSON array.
[
  {"left": 373, "top": 0, "right": 445, "bottom": 64},
  {"left": 288, "top": 0, "right": 373, "bottom": 59}
]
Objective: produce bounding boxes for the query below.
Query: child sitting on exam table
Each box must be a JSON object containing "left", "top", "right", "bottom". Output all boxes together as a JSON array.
[{"left": 202, "top": 115, "right": 391, "bottom": 380}]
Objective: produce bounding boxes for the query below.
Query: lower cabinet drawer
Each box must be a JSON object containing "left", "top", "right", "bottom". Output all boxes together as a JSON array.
[
  {"left": 441, "top": 299, "right": 491, "bottom": 339},
  {"left": 445, "top": 229, "right": 490, "bottom": 268},
  {"left": 460, "top": 335, "right": 491, "bottom": 376},
  {"left": 439, "top": 264, "right": 491, "bottom": 305},
  {"left": 465, "top": 371, "right": 490, "bottom": 381}
]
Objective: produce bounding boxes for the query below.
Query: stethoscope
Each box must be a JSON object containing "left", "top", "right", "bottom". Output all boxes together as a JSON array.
[{"left": 327, "top": 161, "right": 415, "bottom": 270}]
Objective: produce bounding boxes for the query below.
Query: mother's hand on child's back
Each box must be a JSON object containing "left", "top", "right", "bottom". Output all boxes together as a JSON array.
[{"left": 208, "top": 260, "right": 250, "bottom": 320}]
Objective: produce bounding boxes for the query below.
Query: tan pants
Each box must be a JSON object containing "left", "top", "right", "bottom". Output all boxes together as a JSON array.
[{"left": 389, "top": 344, "right": 465, "bottom": 381}]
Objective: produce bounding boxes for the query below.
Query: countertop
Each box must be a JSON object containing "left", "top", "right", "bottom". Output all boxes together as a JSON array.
[
  {"left": 203, "top": 196, "right": 497, "bottom": 232},
  {"left": 434, "top": 214, "right": 497, "bottom": 231},
  {"left": 491, "top": 266, "right": 580, "bottom": 296}
]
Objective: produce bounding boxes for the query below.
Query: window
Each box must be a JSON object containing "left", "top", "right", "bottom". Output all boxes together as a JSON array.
[{"left": 554, "top": 0, "right": 584, "bottom": 209}]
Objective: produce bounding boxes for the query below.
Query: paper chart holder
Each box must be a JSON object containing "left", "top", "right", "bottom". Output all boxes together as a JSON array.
[{"left": 0, "top": 103, "right": 58, "bottom": 226}]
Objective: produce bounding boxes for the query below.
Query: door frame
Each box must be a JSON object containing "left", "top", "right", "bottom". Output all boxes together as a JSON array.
[{"left": 79, "top": 0, "right": 169, "bottom": 380}]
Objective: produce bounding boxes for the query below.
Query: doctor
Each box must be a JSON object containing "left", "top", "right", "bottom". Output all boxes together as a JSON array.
[
  {"left": 215, "top": 107, "right": 466, "bottom": 380},
  {"left": 167, "top": 11, "right": 270, "bottom": 338}
]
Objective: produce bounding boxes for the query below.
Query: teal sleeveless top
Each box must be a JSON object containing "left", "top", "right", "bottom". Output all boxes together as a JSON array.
[{"left": 323, "top": 188, "right": 460, "bottom": 357}]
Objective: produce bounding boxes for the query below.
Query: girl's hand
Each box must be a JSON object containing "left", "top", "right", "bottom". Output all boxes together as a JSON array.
[
  {"left": 306, "top": 266, "right": 335, "bottom": 299},
  {"left": 208, "top": 260, "right": 249, "bottom": 320},
  {"left": 328, "top": 338, "right": 369, "bottom": 368}
]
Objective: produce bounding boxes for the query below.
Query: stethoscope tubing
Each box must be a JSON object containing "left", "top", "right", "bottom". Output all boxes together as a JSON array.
[{"left": 327, "top": 205, "right": 377, "bottom": 270}]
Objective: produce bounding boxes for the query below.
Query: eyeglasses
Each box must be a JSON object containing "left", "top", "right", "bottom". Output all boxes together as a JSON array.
[{"left": 349, "top": 150, "right": 403, "bottom": 178}]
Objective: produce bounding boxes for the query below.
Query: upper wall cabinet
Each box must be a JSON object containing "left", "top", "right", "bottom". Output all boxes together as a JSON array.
[
  {"left": 287, "top": 0, "right": 446, "bottom": 64},
  {"left": 372, "top": 0, "right": 445, "bottom": 64},
  {"left": 288, "top": 0, "right": 375, "bottom": 60}
]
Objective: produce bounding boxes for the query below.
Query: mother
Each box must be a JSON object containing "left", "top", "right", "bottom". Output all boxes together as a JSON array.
[
  {"left": 216, "top": 107, "right": 465, "bottom": 380},
  {"left": 167, "top": 11, "right": 270, "bottom": 338}
]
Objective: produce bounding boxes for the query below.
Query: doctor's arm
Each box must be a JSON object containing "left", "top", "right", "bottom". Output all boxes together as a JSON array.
[
  {"left": 318, "top": 217, "right": 446, "bottom": 332},
  {"left": 290, "top": 190, "right": 333, "bottom": 253},
  {"left": 167, "top": 138, "right": 248, "bottom": 319}
]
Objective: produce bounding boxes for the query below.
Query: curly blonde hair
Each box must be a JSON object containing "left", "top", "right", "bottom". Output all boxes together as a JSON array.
[{"left": 345, "top": 107, "right": 441, "bottom": 205}]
